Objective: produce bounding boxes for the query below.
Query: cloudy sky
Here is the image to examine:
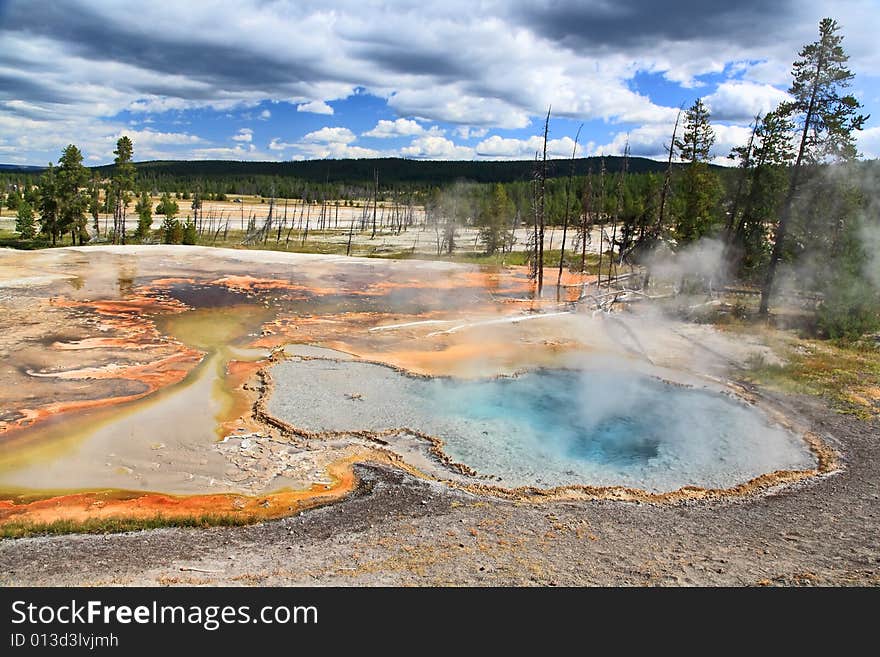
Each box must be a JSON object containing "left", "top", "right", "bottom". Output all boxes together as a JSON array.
[{"left": 0, "top": 0, "right": 878, "bottom": 166}]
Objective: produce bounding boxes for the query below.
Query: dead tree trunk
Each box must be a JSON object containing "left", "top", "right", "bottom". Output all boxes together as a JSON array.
[
  {"left": 597, "top": 157, "right": 606, "bottom": 286},
  {"left": 537, "top": 106, "right": 550, "bottom": 295},
  {"left": 656, "top": 107, "right": 682, "bottom": 239},
  {"left": 608, "top": 141, "right": 629, "bottom": 282},
  {"left": 370, "top": 169, "right": 379, "bottom": 240},
  {"left": 724, "top": 114, "right": 760, "bottom": 244},
  {"left": 761, "top": 70, "right": 823, "bottom": 316},
  {"left": 557, "top": 125, "right": 581, "bottom": 291},
  {"left": 302, "top": 202, "right": 311, "bottom": 246},
  {"left": 580, "top": 168, "right": 593, "bottom": 273}
]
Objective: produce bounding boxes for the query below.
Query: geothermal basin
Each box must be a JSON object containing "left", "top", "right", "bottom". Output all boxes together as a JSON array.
[
  {"left": 0, "top": 245, "right": 827, "bottom": 527},
  {"left": 267, "top": 359, "right": 815, "bottom": 492}
]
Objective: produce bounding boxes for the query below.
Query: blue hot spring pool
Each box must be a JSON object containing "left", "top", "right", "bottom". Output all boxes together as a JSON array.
[{"left": 267, "top": 359, "right": 817, "bottom": 492}]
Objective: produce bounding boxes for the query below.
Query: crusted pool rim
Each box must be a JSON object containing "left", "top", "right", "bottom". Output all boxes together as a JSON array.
[{"left": 252, "top": 349, "right": 842, "bottom": 506}]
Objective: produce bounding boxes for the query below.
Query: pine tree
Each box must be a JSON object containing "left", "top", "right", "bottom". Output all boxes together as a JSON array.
[
  {"left": 191, "top": 191, "right": 202, "bottom": 233},
  {"left": 162, "top": 217, "right": 183, "bottom": 244},
  {"left": 134, "top": 191, "right": 153, "bottom": 240},
  {"left": 15, "top": 200, "right": 36, "bottom": 239},
  {"left": 23, "top": 183, "right": 39, "bottom": 207},
  {"left": 111, "top": 136, "right": 136, "bottom": 244},
  {"left": 731, "top": 109, "right": 795, "bottom": 277},
  {"left": 479, "top": 184, "right": 514, "bottom": 255},
  {"left": 760, "top": 17, "right": 869, "bottom": 315},
  {"left": 675, "top": 99, "right": 714, "bottom": 164},
  {"left": 5, "top": 189, "right": 21, "bottom": 212},
  {"left": 56, "top": 144, "right": 89, "bottom": 244},
  {"left": 155, "top": 192, "right": 179, "bottom": 219},
  {"left": 38, "top": 164, "right": 59, "bottom": 245},
  {"left": 182, "top": 217, "right": 197, "bottom": 245},
  {"left": 88, "top": 178, "right": 101, "bottom": 236},
  {"left": 673, "top": 99, "right": 721, "bottom": 242}
]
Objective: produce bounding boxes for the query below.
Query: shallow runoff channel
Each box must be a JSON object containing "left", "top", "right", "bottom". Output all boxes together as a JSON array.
[{"left": 0, "top": 304, "right": 271, "bottom": 496}]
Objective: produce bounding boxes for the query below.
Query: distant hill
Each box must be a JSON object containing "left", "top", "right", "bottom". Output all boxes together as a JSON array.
[
  {"left": 90, "top": 156, "right": 673, "bottom": 186},
  {"left": 1, "top": 156, "right": 710, "bottom": 193},
  {"left": 0, "top": 164, "right": 44, "bottom": 172}
]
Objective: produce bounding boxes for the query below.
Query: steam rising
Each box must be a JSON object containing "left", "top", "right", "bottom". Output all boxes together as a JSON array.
[
  {"left": 268, "top": 356, "right": 815, "bottom": 493},
  {"left": 644, "top": 237, "right": 729, "bottom": 290}
]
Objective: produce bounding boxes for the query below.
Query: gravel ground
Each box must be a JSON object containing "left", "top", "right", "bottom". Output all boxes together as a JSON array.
[{"left": 1, "top": 392, "right": 877, "bottom": 586}]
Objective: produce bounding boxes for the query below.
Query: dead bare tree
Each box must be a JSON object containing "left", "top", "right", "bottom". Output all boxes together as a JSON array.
[
  {"left": 262, "top": 194, "right": 274, "bottom": 245},
  {"left": 579, "top": 167, "right": 593, "bottom": 273},
  {"left": 596, "top": 157, "right": 606, "bottom": 286},
  {"left": 346, "top": 206, "right": 356, "bottom": 256},
  {"left": 557, "top": 125, "right": 582, "bottom": 291},
  {"left": 608, "top": 140, "right": 629, "bottom": 281},
  {"left": 724, "top": 113, "right": 760, "bottom": 243},
  {"left": 301, "top": 201, "right": 311, "bottom": 246},
  {"left": 370, "top": 169, "right": 379, "bottom": 239},
  {"left": 656, "top": 106, "right": 683, "bottom": 238},
  {"left": 536, "top": 106, "right": 550, "bottom": 295},
  {"left": 276, "top": 198, "right": 288, "bottom": 243},
  {"left": 529, "top": 152, "right": 540, "bottom": 280}
]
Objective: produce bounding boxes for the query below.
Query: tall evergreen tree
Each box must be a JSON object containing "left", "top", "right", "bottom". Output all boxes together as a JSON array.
[
  {"left": 155, "top": 192, "right": 179, "bottom": 219},
  {"left": 23, "top": 183, "right": 39, "bottom": 207},
  {"left": 38, "top": 164, "right": 60, "bottom": 245},
  {"left": 15, "top": 200, "right": 36, "bottom": 239},
  {"left": 88, "top": 177, "right": 101, "bottom": 236},
  {"left": 673, "top": 99, "right": 721, "bottom": 242},
  {"left": 134, "top": 191, "right": 153, "bottom": 240},
  {"left": 111, "top": 136, "right": 136, "bottom": 244},
  {"left": 5, "top": 188, "right": 21, "bottom": 212},
  {"left": 56, "top": 144, "right": 89, "bottom": 244},
  {"left": 676, "top": 99, "right": 714, "bottom": 163},
  {"left": 760, "top": 17, "right": 868, "bottom": 315},
  {"left": 479, "top": 183, "right": 514, "bottom": 255},
  {"left": 730, "top": 109, "right": 795, "bottom": 277}
]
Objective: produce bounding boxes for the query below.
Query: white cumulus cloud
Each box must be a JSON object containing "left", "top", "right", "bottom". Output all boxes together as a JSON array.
[
  {"left": 296, "top": 100, "right": 335, "bottom": 115},
  {"left": 475, "top": 134, "right": 583, "bottom": 159},
  {"left": 232, "top": 127, "right": 253, "bottom": 142},
  {"left": 401, "top": 135, "right": 473, "bottom": 160},
  {"left": 703, "top": 81, "right": 791, "bottom": 122},
  {"left": 856, "top": 125, "right": 880, "bottom": 159},
  {"left": 301, "top": 127, "right": 357, "bottom": 144},
  {"left": 363, "top": 118, "right": 429, "bottom": 138}
]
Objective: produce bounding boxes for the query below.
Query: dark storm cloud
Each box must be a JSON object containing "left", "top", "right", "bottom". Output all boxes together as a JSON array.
[
  {"left": 512, "top": 0, "right": 794, "bottom": 51},
  {"left": 0, "top": 73, "right": 75, "bottom": 104},
  {"left": 2, "top": 0, "right": 323, "bottom": 90},
  {"left": 352, "top": 45, "right": 471, "bottom": 81}
]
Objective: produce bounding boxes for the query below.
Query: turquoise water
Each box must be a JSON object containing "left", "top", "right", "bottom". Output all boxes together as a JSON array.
[
  {"left": 268, "top": 360, "right": 817, "bottom": 492},
  {"left": 434, "top": 370, "right": 669, "bottom": 467},
  {"left": 429, "top": 369, "right": 816, "bottom": 490}
]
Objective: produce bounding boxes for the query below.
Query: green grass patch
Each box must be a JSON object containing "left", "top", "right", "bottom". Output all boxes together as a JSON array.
[
  {"left": 0, "top": 513, "right": 256, "bottom": 539},
  {"left": 0, "top": 229, "right": 54, "bottom": 250},
  {"left": 374, "top": 248, "right": 604, "bottom": 271},
  {"left": 743, "top": 337, "right": 880, "bottom": 419},
  {"left": 0, "top": 227, "right": 79, "bottom": 250}
]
